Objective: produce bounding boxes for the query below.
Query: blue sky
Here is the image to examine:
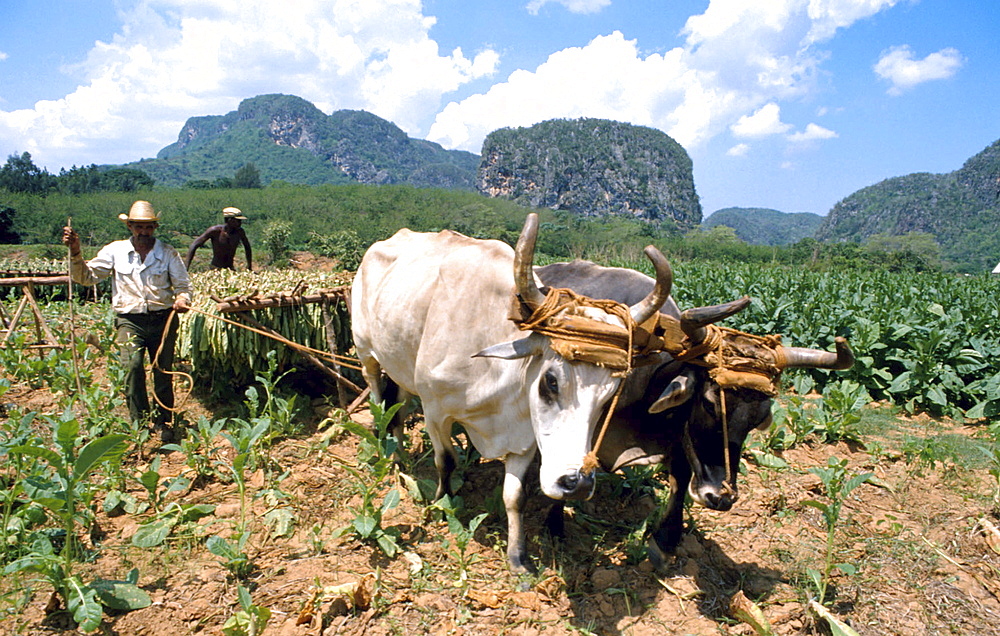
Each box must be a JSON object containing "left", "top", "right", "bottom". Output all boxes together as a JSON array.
[{"left": 1, "top": 0, "right": 996, "bottom": 218}]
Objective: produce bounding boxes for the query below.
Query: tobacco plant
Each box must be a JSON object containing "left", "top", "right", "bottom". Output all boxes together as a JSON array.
[
  {"left": 802, "top": 456, "right": 873, "bottom": 605},
  {"left": 2, "top": 409, "right": 149, "bottom": 631},
  {"left": 335, "top": 400, "right": 404, "bottom": 557}
]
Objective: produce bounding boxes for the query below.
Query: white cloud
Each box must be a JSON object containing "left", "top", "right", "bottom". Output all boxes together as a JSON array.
[
  {"left": 0, "top": 51, "right": 8, "bottom": 62},
  {"left": 873, "top": 45, "right": 964, "bottom": 95},
  {"left": 430, "top": 0, "right": 904, "bottom": 154},
  {"left": 0, "top": 0, "right": 499, "bottom": 169},
  {"left": 730, "top": 103, "right": 792, "bottom": 138},
  {"left": 804, "top": 0, "right": 904, "bottom": 44},
  {"left": 0, "top": 0, "right": 911, "bottom": 170},
  {"left": 788, "top": 122, "right": 837, "bottom": 142},
  {"left": 428, "top": 31, "right": 752, "bottom": 152},
  {"left": 525, "top": 0, "right": 611, "bottom": 15},
  {"left": 727, "top": 143, "right": 750, "bottom": 157}
]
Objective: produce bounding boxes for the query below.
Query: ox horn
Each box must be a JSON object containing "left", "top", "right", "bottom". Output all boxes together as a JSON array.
[
  {"left": 779, "top": 336, "right": 855, "bottom": 370},
  {"left": 629, "top": 246, "right": 674, "bottom": 324},
  {"left": 679, "top": 296, "right": 752, "bottom": 344},
  {"left": 513, "top": 213, "right": 546, "bottom": 310}
]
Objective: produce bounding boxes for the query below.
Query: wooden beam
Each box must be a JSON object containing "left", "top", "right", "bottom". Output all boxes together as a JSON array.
[
  {"left": 0, "top": 275, "right": 70, "bottom": 287},
  {"left": 215, "top": 290, "right": 348, "bottom": 313}
]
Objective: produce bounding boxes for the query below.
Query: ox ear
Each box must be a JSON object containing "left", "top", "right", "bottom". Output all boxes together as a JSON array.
[
  {"left": 473, "top": 332, "right": 546, "bottom": 360},
  {"left": 648, "top": 371, "right": 695, "bottom": 414}
]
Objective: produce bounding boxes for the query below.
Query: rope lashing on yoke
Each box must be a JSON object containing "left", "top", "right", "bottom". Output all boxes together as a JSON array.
[
  {"left": 511, "top": 287, "right": 792, "bottom": 485},
  {"left": 632, "top": 313, "right": 789, "bottom": 493},
  {"left": 511, "top": 287, "right": 638, "bottom": 477}
]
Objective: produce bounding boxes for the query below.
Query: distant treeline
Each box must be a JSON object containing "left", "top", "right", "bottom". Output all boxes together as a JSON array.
[{"left": 1, "top": 181, "right": 947, "bottom": 274}]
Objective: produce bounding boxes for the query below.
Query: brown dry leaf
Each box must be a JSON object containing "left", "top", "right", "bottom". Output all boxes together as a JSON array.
[
  {"left": 467, "top": 588, "right": 506, "bottom": 609},
  {"left": 730, "top": 590, "right": 774, "bottom": 636},
  {"left": 296, "top": 589, "right": 321, "bottom": 626},
  {"left": 353, "top": 573, "right": 375, "bottom": 610},
  {"left": 534, "top": 574, "right": 564, "bottom": 600},
  {"left": 510, "top": 591, "right": 542, "bottom": 611}
]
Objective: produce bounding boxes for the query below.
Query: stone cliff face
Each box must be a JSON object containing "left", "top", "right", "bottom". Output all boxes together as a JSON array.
[{"left": 477, "top": 118, "right": 702, "bottom": 228}]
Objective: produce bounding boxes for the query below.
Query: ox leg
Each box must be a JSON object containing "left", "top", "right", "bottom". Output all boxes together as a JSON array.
[
  {"left": 648, "top": 461, "right": 691, "bottom": 571},
  {"left": 424, "top": 412, "right": 459, "bottom": 500},
  {"left": 544, "top": 501, "right": 565, "bottom": 538},
  {"left": 503, "top": 450, "right": 537, "bottom": 574},
  {"left": 380, "top": 377, "right": 414, "bottom": 465},
  {"left": 358, "top": 356, "right": 382, "bottom": 401}
]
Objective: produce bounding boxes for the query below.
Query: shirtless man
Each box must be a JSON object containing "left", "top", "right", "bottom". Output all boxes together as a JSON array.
[{"left": 185, "top": 207, "right": 253, "bottom": 271}]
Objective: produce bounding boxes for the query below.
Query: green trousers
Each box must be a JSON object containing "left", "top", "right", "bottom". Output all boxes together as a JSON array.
[{"left": 115, "top": 310, "right": 178, "bottom": 427}]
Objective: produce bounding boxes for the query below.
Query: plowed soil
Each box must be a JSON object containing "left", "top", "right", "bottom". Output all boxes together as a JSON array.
[{"left": 2, "top": 356, "right": 999, "bottom": 635}]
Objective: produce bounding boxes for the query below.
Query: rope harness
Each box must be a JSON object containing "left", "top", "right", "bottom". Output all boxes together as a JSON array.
[
  {"left": 635, "top": 316, "right": 786, "bottom": 491},
  {"left": 512, "top": 291, "right": 787, "bottom": 484},
  {"left": 511, "top": 287, "right": 637, "bottom": 476}
]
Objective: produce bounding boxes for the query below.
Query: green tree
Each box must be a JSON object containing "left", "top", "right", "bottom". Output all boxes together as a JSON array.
[
  {"left": 56, "top": 165, "right": 154, "bottom": 194},
  {"left": 0, "top": 205, "right": 20, "bottom": 243},
  {"left": 233, "top": 163, "right": 262, "bottom": 189},
  {"left": 101, "top": 167, "right": 154, "bottom": 192},
  {"left": 863, "top": 232, "right": 942, "bottom": 272},
  {"left": 0, "top": 152, "right": 56, "bottom": 194}
]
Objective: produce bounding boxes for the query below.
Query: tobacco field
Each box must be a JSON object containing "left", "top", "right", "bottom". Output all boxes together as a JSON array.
[{"left": 1, "top": 256, "right": 999, "bottom": 635}]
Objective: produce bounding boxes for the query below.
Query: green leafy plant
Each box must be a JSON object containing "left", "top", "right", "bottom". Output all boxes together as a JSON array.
[
  {"left": 3, "top": 409, "right": 148, "bottom": 631},
  {"left": 442, "top": 511, "right": 488, "bottom": 585},
  {"left": 802, "top": 457, "right": 873, "bottom": 605},
  {"left": 207, "top": 532, "right": 254, "bottom": 580},
  {"left": 221, "top": 584, "right": 271, "bottom": 636},
  {"left": 334, "top": 400, "right": 404, "bottom": 557},
  {"left": 131, "top": 501, "right": 216, "bottom": 548},
  {"left": 162, "top": 415, "right": 227, "bottom": 481}
]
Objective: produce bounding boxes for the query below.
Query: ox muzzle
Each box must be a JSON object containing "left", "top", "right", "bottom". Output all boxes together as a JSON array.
[{"left": 545, "top": 468, "right": 596, "bottom": 501}]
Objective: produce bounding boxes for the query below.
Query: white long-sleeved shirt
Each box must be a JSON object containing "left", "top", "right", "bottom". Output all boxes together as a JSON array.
[{"left": 70, "top": 238, "right": 193, "bottom": 314}]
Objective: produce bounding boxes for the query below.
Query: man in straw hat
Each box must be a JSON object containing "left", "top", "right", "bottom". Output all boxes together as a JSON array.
[
  {"left": 185, "top": 206, "right": 253, "bottom": 271},
  {"left": 63, "top": 200, "right": 192, "bottom": 442}
]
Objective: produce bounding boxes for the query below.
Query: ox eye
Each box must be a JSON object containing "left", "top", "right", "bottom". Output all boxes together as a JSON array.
[{"left": 540, "top": 370, "right": 559, "bottom": 402}]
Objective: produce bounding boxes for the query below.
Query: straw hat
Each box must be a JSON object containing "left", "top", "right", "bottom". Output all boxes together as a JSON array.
[
  {"left": 118, "top": 200, "right": 159, "bottom": 222},
  {"left": 223, "top": 207, "right": 247, "bottom": 219}
]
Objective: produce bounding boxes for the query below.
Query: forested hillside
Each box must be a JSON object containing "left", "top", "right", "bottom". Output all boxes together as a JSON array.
[
  {"left": 125, "top": 94, "right": 479, "bottom": 190},
  {"left": 0, "top": 185, "right": 684, "bottom": 265},
  {"left": 703, "top": 207, "right": 823, "bottom": 245},
  {"left": 478, "top": 118, "right": 701, "bottom": 229},
  {"left": 817, "top": 139, "right": 1000, "bottom": 271}
]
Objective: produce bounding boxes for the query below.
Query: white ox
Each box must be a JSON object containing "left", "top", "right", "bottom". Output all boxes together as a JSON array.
[{"left": 351, "top": 213, "right": 673, "bottom": 571}]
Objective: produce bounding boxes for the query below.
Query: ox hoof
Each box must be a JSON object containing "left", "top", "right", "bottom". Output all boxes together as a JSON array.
[
  {"left": 646, "top": 534, "right": 681, "bottom": 573},
  {"left": 508, "top": 552, "right": 537, "bottom": 575}
]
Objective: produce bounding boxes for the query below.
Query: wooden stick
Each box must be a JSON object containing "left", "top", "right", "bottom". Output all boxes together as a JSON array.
[
  {"left": 321, "top": 303, "right": 349, "bottom": 408},
  {"left": 214, "top": 290, "right": 348, "bottom": 313},
  {"left": 66, "top": 217, "right": 84, "bottom": 397}
]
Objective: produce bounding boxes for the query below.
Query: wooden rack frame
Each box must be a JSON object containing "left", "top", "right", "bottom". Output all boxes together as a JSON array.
[{"left": 0, "top": 277, "right": 69, "bottom": 349}]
